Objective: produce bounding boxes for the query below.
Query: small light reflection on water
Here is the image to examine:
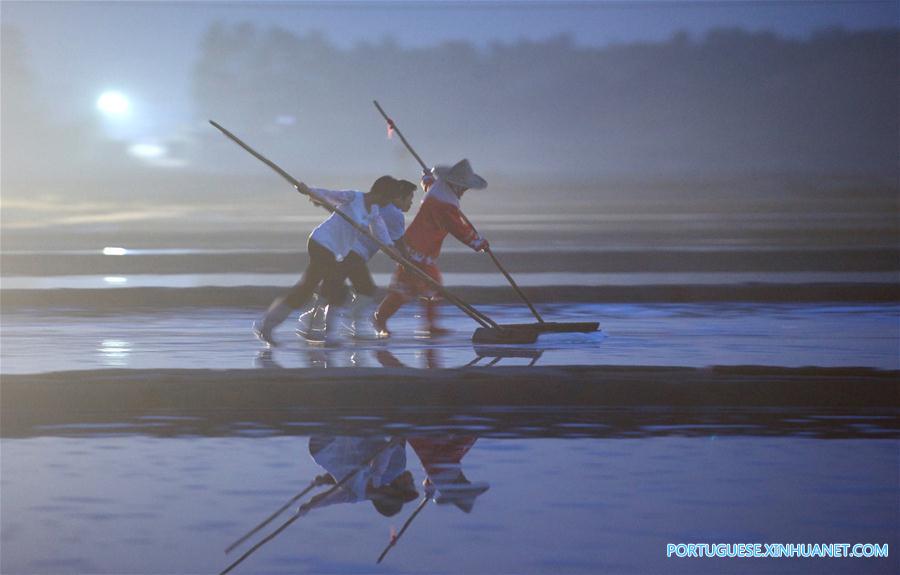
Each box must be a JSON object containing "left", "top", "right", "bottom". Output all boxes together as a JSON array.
[{"left": 98, "top": 339, "right": 132, "bottom": 367}]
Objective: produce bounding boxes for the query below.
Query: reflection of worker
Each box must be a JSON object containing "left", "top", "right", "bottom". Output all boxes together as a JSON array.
[
  {"left": 253, "top": 349, "right": 284, "bottom": 370},
  {"left": 373, "top": 348, "right": 442, "bottom": 370},
  {"left": 303, "top": 436, "right": 418, "bottom": 517},
  {"left": 408, "top": 436, "right": 489, "bottom": 513}
]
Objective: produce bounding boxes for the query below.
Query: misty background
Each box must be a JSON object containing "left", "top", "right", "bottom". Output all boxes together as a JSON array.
[{"left": 1, "top": 1, "right": 898, "bottom": 244}]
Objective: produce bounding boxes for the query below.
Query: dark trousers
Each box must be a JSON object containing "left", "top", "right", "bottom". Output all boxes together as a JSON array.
[
  {"left": 325, "top": 251, "right": 377, "bottom": 306},
  {"left": 283, "top": 239, "right": 340, "bottom": 308}
]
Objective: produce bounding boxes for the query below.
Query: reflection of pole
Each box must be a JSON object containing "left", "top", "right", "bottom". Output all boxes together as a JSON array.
[
  {"left": 376, "top": 495, "right": 431, "bottom": 564},
  {"left": 469, "top": 347, "right": 544, "bottom": 367},
  {"left": 464, "top": 356, "right": 483, "bottom": 367},
  {"left": 219, "top": 441, "right": 394, "bottom": 575},
  {"left": 225, "top": 475, "right": 332, "bottom": 554}
]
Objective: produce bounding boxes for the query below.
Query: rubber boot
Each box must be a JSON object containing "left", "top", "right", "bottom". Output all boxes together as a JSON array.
[
  {"left": 296, "top": 294, "right": 319, "bottom": 338},
  {"left": 373, "top": 292, "right": 406, "bottom": 337},
  {"left": 349, "top": 295, "right": 381, "bottom": 340},
  {"left": 309, "top": 305, "right": 326, "bottom": 337},
  {"left": 253, "top": 300, "right": 293, "bottom": 347},
  {"left": 425, "top": 299, "right": 451, "bottom": 337},
  {"left": 323, "top": 303, "right": 343, "bottom": 347},
  {"left": 297, "top": 298, "right": 326, "bottom": 341}
]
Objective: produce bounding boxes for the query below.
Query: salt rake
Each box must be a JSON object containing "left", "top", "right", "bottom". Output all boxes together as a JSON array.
[
  {"left": 209, "top": 120, "right": 550, "bottom": 344},
  {"left": 372, "top": 101, "right": 600, "bottom": 342}
]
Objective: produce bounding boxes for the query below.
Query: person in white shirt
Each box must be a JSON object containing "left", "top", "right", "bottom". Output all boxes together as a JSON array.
[
  {"left": 298, "top": 182, "right": 415, "bottom": 340},
  {"left": 254, "top": 176, "right": 412, "bottom": 346}
]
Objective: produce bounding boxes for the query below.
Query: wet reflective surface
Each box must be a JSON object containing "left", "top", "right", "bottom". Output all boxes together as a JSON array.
[
  {"left": 4, "top": 270, "right": 896, "bottom": 289},
  {"left": 3, "top": 237, "right": 898, "bottom": 573},
  {"left": 2, "top": 303, "right": 899, "bottom": 373},
  {"left": 2, "top": 413, "right": 898, "bottom": 575}
]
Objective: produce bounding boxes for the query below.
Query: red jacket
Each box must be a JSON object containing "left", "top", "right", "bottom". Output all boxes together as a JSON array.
[{"left": 402, "top": 179, "right": 482, "bottom": 266}]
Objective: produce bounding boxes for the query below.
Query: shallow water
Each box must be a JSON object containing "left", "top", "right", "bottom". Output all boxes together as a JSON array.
[
  {"left": 2, "top": 223, "right": 898, "bottom": 575},
  {"left": 4, "top": 271, "right": 896, "bottom": 289},
  {"left": 2, "top": 303, "right": 897, "bottom": 373},
  {"left": 2, "top": 427, "right": 897, "bottom": 575}
]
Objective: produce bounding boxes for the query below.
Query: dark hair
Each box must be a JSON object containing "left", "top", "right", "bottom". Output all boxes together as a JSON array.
[
  {"left": 369, "top": 175, "right": 397, "bottom": 199},
  {"left": 370, "top": 176, "right": 415, "bottom": 201},
  {"left": 371, "top": 496, "right": 404, "bottom": 517},
  {"left": 394, "top": 179, "right": 416, "bottom": 198},
  {"left": 369, "top": 471, "right": 418, "bottom": 516}
]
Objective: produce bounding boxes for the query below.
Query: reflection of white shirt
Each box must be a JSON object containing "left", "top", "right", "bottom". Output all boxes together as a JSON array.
[
  {"left": 309, "top": 437, "right": 407, "bottom": 504},
  {"left": 309, "top": 189, "right": 391, "bottom": 261},
  {"left": 351, "top": 204, "right": 405, "bottom": 261}
]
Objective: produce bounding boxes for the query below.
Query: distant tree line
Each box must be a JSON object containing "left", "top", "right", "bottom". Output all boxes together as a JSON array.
[
  {"left": 3, "top": 22, "right": 897, "bottom": 196},
  {"left": 193, "top": 24, "right": 898, "bottom": 179}
]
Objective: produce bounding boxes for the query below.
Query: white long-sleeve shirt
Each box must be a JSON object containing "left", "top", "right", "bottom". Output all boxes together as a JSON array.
[
  {"left": 308, "top": 189, "right": 392, "bottom": 261},
  {"left": 351, "top": 203, "right": 405, "bottom": 261}
]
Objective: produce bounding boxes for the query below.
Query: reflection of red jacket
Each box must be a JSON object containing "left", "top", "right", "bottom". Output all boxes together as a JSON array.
[
  {"left": 408, "top": 436, "right": 478, "bottom": 477},
  {"left": 403, "top": 180, "right": 481, "bottom": 266}
]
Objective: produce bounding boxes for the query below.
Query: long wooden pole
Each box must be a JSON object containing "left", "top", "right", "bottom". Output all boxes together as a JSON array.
[
  {"left": 376, "top": 496, "right": 430, "bottom": 564},
  {"left": 371, "top": 102, "right": 545, "bottom": 323},
  {"left": 219, "top": 441, "right": 395, "bottom": 575},
  {"left": 209, "top": 120, "right": 498, "bottom": 330},
  {"left": 225, "top": 475, "right": 331, "bottom": 554},
  {"left": 460, "top": 213, "right": 545, "bottom": 323}
]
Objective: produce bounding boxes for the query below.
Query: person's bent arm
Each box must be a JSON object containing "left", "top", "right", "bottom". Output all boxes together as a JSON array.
[
  {"left": 441, "top": 203, "right": 489, "bottom": 252},
  {"left": 308, "top": 188, "right": 356, "bottom": 209},
  {"left": 420, "top": 169, "right": 435, "bottom": 192},
  {"left": 369, "top": 211, "right": 399, "bottom": 258},
  {"left": 388, "top": 236, "right": 409, "bottom": 260}
]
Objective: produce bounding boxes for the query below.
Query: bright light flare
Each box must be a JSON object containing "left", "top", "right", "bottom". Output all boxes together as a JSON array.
[
  {"left": 129, "top": 143, "right": 166, "bottom": 159},
  {"left": 96, "top": 91, "right": 130, "bottom": 117},
  {"left": 102, "top": 247, "right": 128, "bottom": 256}
]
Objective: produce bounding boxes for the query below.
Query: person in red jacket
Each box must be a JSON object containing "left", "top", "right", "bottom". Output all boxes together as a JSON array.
[{"left": 373, "top": 159, "right": 489, "bottom": 337}]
